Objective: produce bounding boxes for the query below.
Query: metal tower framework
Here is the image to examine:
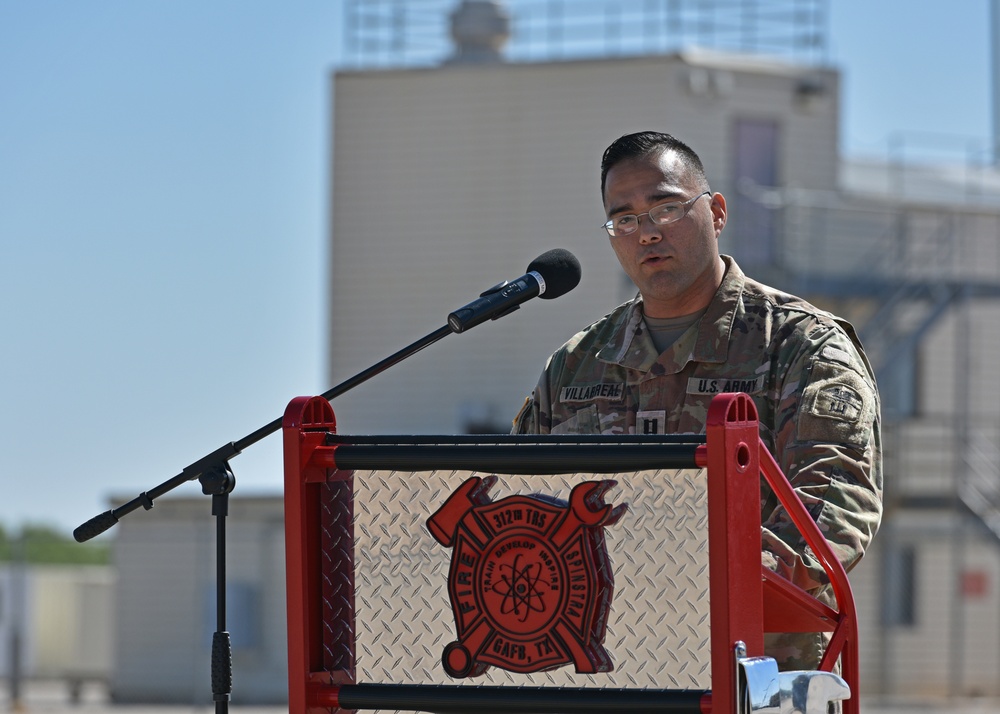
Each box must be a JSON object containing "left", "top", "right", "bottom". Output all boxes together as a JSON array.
[{"left": 341, "top": 0, "right": 827, "bottom": 69}]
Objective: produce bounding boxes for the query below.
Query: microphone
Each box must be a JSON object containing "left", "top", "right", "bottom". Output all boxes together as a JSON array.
[{"left": 447, "top": 249, "right": 581, "bottom": 333}]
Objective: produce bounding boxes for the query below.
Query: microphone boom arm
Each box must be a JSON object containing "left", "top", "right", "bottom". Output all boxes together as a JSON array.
[{"left": 73, "top": 324, "right": 454, "bottom": 542}]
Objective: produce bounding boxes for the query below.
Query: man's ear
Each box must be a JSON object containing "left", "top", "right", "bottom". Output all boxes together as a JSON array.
[{"left": 710, "top": 193, "right": 727, "bottom": 235}]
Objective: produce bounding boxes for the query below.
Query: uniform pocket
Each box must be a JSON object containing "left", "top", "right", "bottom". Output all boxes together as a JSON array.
[{"left": 550, "top": 404, "right": 601, "bottom": 435}]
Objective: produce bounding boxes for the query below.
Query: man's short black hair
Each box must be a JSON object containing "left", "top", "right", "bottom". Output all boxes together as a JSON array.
[{"left": 600, "top": 131, "right": 708, "bottom": 198}]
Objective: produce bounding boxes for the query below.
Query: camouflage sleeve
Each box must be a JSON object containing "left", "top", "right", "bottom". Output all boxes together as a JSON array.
[
  {"left": 512, "top": 393, "right": 539, "bottom": 434},
  {"left": 511, "top": 368, "right": 551, "bottom": 435},
  {"left": 760, "top": 324, "right": 883, "bottom": 595},
  {"left": 513, "top": 340, "right": 578, "bottom": 435}
]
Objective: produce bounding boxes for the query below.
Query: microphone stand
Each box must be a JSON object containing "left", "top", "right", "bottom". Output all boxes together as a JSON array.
[
  {"left": 74, "top": 324, "right": 453, "bottom": 711},
  {"left": 203, "top": 464, "right": 235, "bottom": 714}
]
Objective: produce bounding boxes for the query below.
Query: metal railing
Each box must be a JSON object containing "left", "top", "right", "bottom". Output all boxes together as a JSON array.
[{"left": 340, "top": 0, "right": 828, "bottom": 69}]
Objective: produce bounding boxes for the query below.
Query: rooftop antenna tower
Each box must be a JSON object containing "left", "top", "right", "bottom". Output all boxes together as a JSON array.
[{"left": 341, "top": 0, "right": 828, "bottom": 70}]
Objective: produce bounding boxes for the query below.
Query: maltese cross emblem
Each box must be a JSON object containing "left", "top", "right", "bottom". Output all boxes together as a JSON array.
[{"left": 426, "top": 477, "right": 625, "bottom": 677}]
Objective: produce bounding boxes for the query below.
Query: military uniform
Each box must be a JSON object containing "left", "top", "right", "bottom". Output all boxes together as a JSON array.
[{"left": 513, "top": 255, "right": 882, "bottom": 671}]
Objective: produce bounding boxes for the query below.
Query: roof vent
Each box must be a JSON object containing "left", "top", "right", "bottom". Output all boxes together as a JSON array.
[{"left": 446, "top": 1, "right": 511, "bottom": 65}]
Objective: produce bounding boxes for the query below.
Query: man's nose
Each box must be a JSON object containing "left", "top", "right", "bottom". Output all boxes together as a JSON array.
[{"left": 637, "top": 214, "right": 663, "bottom": 245}]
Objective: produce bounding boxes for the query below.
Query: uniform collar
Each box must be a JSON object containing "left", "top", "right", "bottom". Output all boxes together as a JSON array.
[{"left": 596, "top": 255, "right": 744, "bottom": 373}]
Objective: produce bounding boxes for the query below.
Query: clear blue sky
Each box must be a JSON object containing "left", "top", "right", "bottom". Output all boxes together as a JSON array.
[{"left": 0, "top": 1, "right": 993, "bottom": 536}]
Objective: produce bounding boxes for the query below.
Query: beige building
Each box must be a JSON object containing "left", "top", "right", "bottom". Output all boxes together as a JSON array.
[
  {"left": 328, "top": 48, "right": 841, "bottom": 435},
  {"left": 0, "top": 564, "right": 114, "bottom": 694}
]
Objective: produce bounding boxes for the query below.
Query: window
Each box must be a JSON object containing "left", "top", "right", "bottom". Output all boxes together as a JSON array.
[
  {"left": 732, "top": 118, "right": 780, "bottom": 267},
  {"left": 881, "top": 544, "right": 916, "bottom": 627},
  {"left": 879, "top": 346, "right": 917, "bottom": 419},
  {"left": 203, "top": 582, "right": 260, "bottom": 649}
]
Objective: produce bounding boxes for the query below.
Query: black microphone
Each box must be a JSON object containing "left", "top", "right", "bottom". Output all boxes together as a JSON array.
[{"left": 446, "top": 249, "right": 581, "bottom": 333}]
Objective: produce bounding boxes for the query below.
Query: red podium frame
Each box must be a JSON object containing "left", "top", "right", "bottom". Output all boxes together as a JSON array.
[{"left": 282, "top": 392, "right": 859, "bottom": 714}]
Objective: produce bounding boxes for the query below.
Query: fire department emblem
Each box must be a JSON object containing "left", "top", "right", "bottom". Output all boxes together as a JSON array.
[{"left": 426, "top": 477, "right": 626, "bottom": 677}]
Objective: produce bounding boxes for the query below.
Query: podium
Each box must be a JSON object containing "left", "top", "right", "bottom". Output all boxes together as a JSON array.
[{"left": 282, "top": 393, "right": 859, "bottom": 714}]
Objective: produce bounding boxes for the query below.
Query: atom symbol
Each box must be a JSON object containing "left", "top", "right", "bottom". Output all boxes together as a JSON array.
[{"left": 492, "top": 553, "right": 551, "bottom": 622}]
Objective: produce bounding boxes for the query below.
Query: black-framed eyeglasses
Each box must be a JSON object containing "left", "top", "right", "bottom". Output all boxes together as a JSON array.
[{"left": 603, "top": 191, "right": 711, "bottom": 237}]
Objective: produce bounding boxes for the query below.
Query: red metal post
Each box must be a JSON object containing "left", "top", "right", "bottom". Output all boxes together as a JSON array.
[
  {"left": 705, "top": 393, "right": 765, "bottom": 713},
  {"left": 283, "top": 396, "right": 349, "bottom": 713}
]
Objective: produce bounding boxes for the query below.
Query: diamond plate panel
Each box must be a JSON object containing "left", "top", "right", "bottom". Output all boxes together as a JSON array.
[
  {"left": 321, "top": 478, "right": 355, "bottom": 674},
  {"left": 324, "top": 468, "right": 710, "bottom": 690}
]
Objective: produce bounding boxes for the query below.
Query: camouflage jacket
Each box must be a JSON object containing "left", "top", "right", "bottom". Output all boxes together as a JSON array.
[{"left": 513, "top": 256, "right": 882, "bottom": 670}]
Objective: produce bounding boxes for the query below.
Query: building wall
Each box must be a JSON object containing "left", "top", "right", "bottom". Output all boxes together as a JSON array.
[
  {"left": 110, "top": 496, "right": 287, "bottom": 704},
  {"left": 328, "top": 51, "right": 839, "bottom": 435},
  {"left": 920, "top": 298, "right": 1000, "bottom": 419},
  {"left": 850, "top": 511, "right": 1000, "bottom": 698},
  {"left": 0, "top": 565, "right": 114, "bottom": 683}
]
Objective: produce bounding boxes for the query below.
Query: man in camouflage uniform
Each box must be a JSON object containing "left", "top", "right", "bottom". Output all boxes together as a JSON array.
[{"left": 513, "top": 131, "right": 882, "bottom": 672}]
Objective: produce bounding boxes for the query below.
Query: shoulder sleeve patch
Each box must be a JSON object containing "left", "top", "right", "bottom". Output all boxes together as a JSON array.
[{"left": 797, "top": 359, "right": 875, "bottom": 447}]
